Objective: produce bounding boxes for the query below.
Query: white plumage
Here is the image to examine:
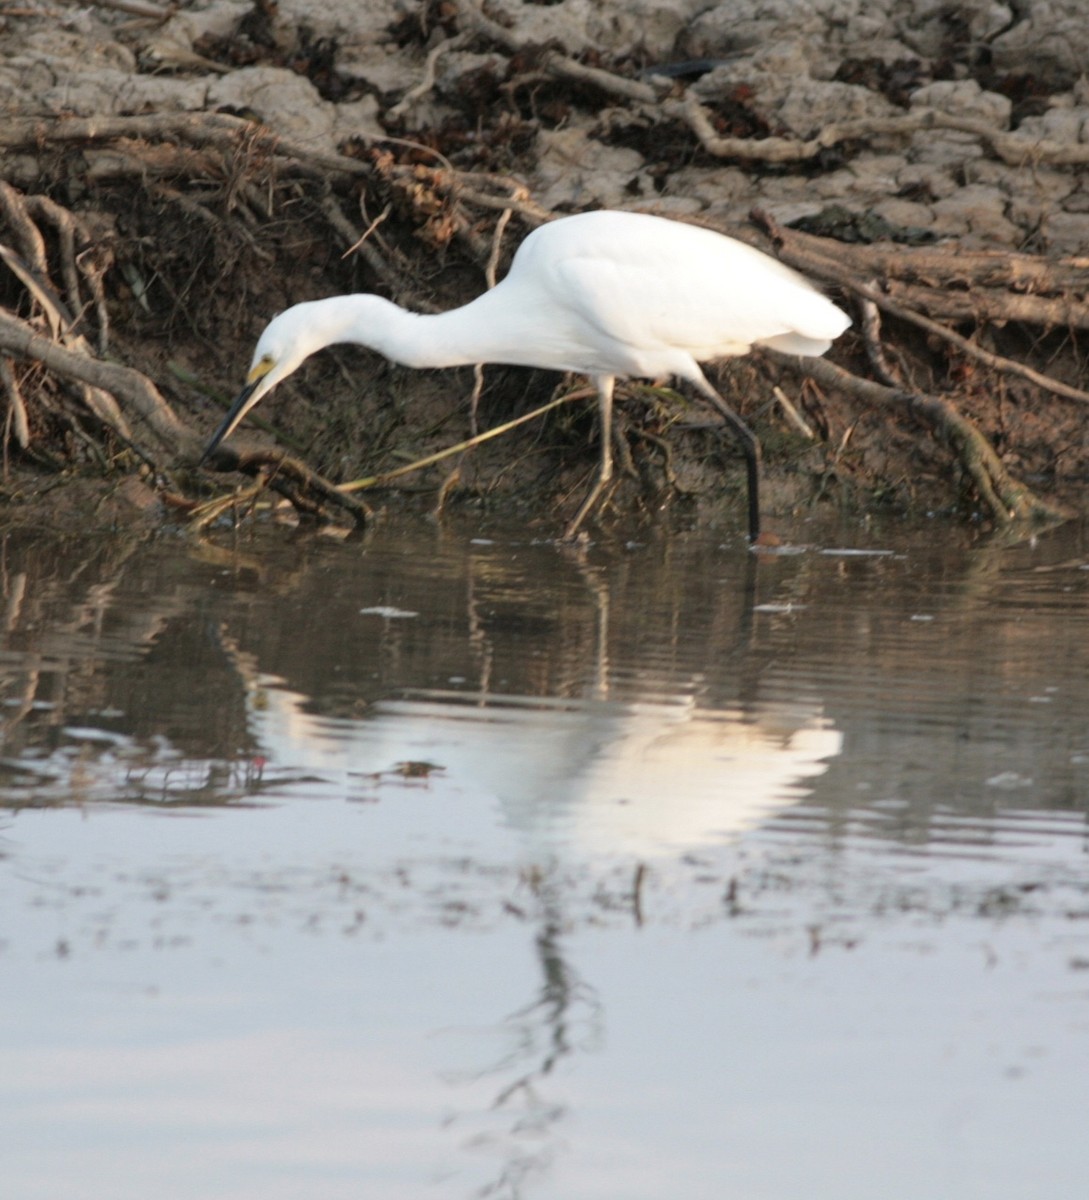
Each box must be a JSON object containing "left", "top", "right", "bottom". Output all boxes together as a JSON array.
[{"left": 201, "top": 210, "right": 850, "bottom": 539}]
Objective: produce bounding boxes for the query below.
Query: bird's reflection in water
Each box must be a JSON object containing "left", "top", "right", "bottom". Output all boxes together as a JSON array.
[
  {"left": 361, "top": 690, "right": 842, "bottom": 855},
  {"left": 237, "top": 536, "right": 841, "bottom": 1196}
]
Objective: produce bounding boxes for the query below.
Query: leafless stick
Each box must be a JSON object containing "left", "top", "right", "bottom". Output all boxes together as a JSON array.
[
  {"left": 26, "top": 195, "right": 83, "bottom": 322},
  {"left": 670, "top": 94, "right": 1089, "bottom": 166},
  {"left": 450, "top": 187, "right": 553, "bottom": 225},
  {"left": 772, "top": 386, "right": 815, "bottom": 438},
  {"left": 339, "top": 386, "right": 597, "bottom": 492},
  {"left": 484, "top": 207, "right": 515, "bottom": 289},
  {"left": 222, "top": 451, "right": 373, "bottom": 527},
  {"left": 454, "top": 0, "right": 660, "bottom": 104},
  {"left": 72, "top": 0, "right": 173, "bottom": 17},
  {"left": 859, "top": 296, "right": 901, "bottom": 387},
  {"left": 862, "top": 288, "right": 1089, "bottom": 406},
  {"left": 0, "top": 358, "right": 30, "bottom": 453},
  {"left": 0, "top": 308, "right": 189, "bottom": 449},
  {"left": 0, "top": 181, "right": 50, "bottom": 276},
  {"left": 340, "top": 203, "right": 391, "bottom": 261},
  {"left": 0, "top": 113, "right": 371, "bottom": 179},
  {"left": 388, "top": 32, "right": 470, "bottom": 121}
]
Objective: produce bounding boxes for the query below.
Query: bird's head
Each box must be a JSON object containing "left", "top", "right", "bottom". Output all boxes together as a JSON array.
[{"left": 198, "top": 305, "right": 325, "bottom": 465}]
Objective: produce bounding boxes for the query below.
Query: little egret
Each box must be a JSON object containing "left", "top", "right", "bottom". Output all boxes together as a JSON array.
[{"left": 200, "top": 210, "right": 850, "bottom": 539}]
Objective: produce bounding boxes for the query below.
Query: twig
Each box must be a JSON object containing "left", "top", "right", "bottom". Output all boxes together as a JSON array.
[
  {"left": 858, "top": 295, "right": 901, "bottom": 387},
  {"left": 189, "top": 479, "right": 271, "bottom": 532},
  {"left": 484, "top": 206, "right": 515, "bottom": 289},
  {"left": 340, "top": 202, "right": 392, "bottom": 261},
  {"left": 387, "top": 32, "right": 470, "bottom": 121},
  {"left": 668, "top": 94, "right": 1089, "bottom": 166},
  {"left": 0, "top": 181, "right": 50, "bottom": 276},
  {"left": 74, "top": 0, "right": 173, "bottom": 17},
  {"left": 1, "top": 243, "right": 131, "bottom": 439},
  {"left": 465, "top": 204, "right": 520, "bottom": 437},
  {"left": 447, "top": 186, "right": 554, "bottom": 225},
  {"left": 772, "top": 385, "right": 815, "bottom": 438},
  {"left": 339, "top": 386, "right": 596, "bottom": 492},
  {"left": 0, "top": 358, "right": 30, "bottom": 452},
  {"left": 869, "top": 288, "right": 1089, "bottom": 406},
  {"left": 454, "top": 0, "right": 661, "bottom": 105},
  {"left": 0, "top": 113, "right": 371, "bottom": 180},
  {"left": 765, "top": 221, "right": 1089, "bottom": 333},
  {"left": 317, "top": 196, "right": 411, "bottom": 305},
  {"left": 0, "top": 244, "right": 68, "bottom": 339},
  {"left": 205, "top": 449, "right": 373, "bottom": 527}
]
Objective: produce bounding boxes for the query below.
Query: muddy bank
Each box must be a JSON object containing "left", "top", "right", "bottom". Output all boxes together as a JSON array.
[{"left": 1, "top": 0, "right": 1088, "bottom": 534}]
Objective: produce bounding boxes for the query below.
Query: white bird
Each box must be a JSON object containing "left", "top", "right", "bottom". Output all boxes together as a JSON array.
[{"left": 200, "top": 210, "right": 850, "bottom": 539}]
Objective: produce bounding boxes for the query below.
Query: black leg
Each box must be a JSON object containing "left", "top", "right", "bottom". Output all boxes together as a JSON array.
[{"left": 694, "top": 377, "right": 762, "bottom": 543}]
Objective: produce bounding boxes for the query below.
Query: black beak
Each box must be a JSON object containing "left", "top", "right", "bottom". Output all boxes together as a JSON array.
[{"left": 198, "top": 378, "right": 260, "bottom": 466}]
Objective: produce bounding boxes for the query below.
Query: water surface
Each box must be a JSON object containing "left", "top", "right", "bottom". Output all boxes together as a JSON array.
[{"left": 1, "top": 515, "right": 1087, "bottom": 1199}]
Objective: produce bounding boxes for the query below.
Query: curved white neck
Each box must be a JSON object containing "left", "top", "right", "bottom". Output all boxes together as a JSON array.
[{"left": 308, "top": 291, "right": 528, "bottom": 371}]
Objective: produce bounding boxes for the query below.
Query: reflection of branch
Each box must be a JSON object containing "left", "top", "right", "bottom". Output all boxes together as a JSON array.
[
  {"left": 561, "top": 550, "right": 611, "bottom": 702},
  {"left": 0, "top": 535, "right": 176, "bottom": 781}
]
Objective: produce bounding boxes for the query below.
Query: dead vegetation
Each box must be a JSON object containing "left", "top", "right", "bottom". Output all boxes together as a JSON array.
[{"left": 0, "top": 1, "right": 1086, "bottom": 533}]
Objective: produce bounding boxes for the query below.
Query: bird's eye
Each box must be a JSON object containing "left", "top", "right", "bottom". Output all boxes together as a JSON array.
[{"left": 246, "top": 354, "right": 276, "bottom": 385}]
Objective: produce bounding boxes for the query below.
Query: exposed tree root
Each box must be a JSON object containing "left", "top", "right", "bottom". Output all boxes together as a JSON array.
[
  {"left": 754, "top": 214, "right": 1089, "bottom": 340},
  {"left": 0, "top": 113, "right": 370, "bottom": 184},
  {"left": 780, "top": 355, "right": 1066, "bottom": 526},
  {"left": 0, "top": 309, "right": 187, "bottom": 451},
  {"left": 452, "top": 0, "right": 661, "bottom": 106},
  {"left": 668, "top": 93, "right": 1089, "bottom": 167}
]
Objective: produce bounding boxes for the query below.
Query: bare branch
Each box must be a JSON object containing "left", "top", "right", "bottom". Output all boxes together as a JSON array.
[
  {"left": 454, "top": 0, "right": 660, "bottom": 104},
  {"left": 667, "top": 94, "right": 1089, "bottom": 166},
  {"left": 70, "top": 0, "right": 173, "bottom": 18},
  {"left": 0, "top": 308, "right": 191, "bottom": 451},
  {"left": 0, "top": 358, "right": 30, "bottom": 451},
  {"left": 859, "top": 296, "right": 901, "bottom": 388},
  {"left": 0, "top": 113, "right": 370, "bottom": 180},
  {"left": 201, "top": 449, "right": 373, "bottom": 528},
  {"left": 388, "top": 32, "right": 471, "bottom": 122}
]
